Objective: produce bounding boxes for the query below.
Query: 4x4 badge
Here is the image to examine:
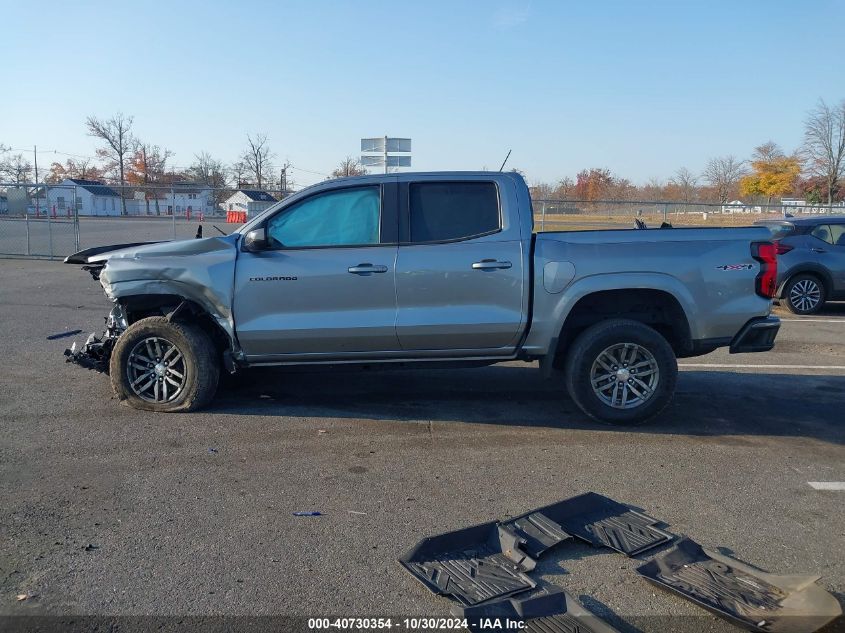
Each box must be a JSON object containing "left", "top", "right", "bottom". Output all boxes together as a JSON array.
[{"left": 715, "top": 264, "right": 753, "bottom": 271}]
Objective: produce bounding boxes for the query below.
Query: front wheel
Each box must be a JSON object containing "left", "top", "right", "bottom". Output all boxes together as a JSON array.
[
  {"left": 109, "top": 316, "right": 220, "bottom": 412},
  {"left": 564, "top": 319, "right": 677, "bottom": 425}
]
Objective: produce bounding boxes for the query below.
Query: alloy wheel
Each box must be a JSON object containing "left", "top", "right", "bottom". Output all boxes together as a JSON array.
[
  {"left": 590, "top": 343, "right": 660, "bottom": 409},
  {"left": 126, "top": 336, "right": 186, "bottom": 403},
  {"left": 789, "top": 279, "right": 821, "bottom": 313}
]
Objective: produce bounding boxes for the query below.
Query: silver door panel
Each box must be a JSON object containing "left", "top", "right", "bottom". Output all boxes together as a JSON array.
[
  {"left": 395, "top": 240, "right": 525, "bottom": 350},
  {"left": 234, "top": 246, "right": 399, "bottom": 355}
]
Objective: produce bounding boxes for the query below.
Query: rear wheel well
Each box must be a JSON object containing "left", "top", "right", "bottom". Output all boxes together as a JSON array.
[
  {"left": 780, "top": 270, "right": 828, "bottom": 298},
  {"left": 118, "top": 294, "right": 230, "bottom": 358},
  {"left": 553, "top": 289, "right": 690, "bottom": 368}
]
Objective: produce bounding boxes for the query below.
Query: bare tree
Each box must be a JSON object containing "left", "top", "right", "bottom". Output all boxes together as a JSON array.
[
  {"left": 642, "top": 177, "right": 664, "bottom": 200},
  {"left": 553, "top": 176, "right": 574, "bottom": 199},
  {"left": 0, "top": 153, "right": 33, "bottom": 184},
  {"left": 331, "top": 156, "right": 368, "bottom": 178},
  {"left": 86, "top": 113, "right": 134, "bottom": 214},
  {"left": 241, "top": 133, "right": 274, "bottom": 189},
  {"left": 670, "top": 167, "right": 699, "bottom": 204},
  {"left": 528, "top": 181, "right": 554, "bottom": 200},
  {"left": 191, "top": 151, "right": 229, "bottom": 207},
  {"left": 128, "top": 142, "right": 172, "bottom": 215},
  {"left": 230, "top": 160, "right": 248, "bottom": 188},
  {"left": 802, "top": 99, "right": 845, "bottom": 204},
  {"left": 190, "top": 152, "right": 228, "bottom": 188},
  {"left": 702, "top": 155, "right": 745, "bottom": 203},
  {"left": 753, "top": 141, "right": 784, "bottom": 162}
]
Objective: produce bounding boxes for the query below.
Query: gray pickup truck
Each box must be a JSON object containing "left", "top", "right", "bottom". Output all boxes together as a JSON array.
[{"left": 65, "top": 171, "right": 780, "bottom": 424}]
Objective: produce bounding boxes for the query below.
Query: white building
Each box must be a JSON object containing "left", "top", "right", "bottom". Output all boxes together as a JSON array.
[
  {"left": 720, "top": 200, "right": 764, "bottom": 214},
  {"left": 131, "top": 183, "right": 217, "bottom": 216},
  {"left": 223, "top": 189, "right": 278, "bottom": 217},
  {"left": 46, "top": 178, "right": 121, "bottom": 216}
]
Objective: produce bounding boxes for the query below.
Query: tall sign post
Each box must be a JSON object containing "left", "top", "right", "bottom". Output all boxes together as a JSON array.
[{"left": 361, "top": 137, "right": 411, "bottom": 174}]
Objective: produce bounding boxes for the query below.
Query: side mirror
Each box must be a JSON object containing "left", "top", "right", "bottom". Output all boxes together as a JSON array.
[{"left": 243, "top": 227, "right": 268, "bottom": 252}]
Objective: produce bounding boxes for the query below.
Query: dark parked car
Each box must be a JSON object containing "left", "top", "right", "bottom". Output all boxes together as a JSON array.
[{"left": 756, "top": 216, "right": 845, "bottom": 314}]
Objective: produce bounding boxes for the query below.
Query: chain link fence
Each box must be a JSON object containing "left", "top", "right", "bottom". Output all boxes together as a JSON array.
[
  {"left": 2, "top": 181, "right": 845, "bottom": 259},
  {"left": 0, "top": 182, "right": 288, "bottom": 258},
  {"left": 532, "top": 199, "right": 845, "bottom": 231}
]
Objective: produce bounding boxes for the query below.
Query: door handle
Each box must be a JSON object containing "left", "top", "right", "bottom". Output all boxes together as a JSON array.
[
  {"left": 811, "top": 247, "right": 826, "bottom": 253},
  {"left": 472, "top": 259, "right": 512, "bottom": 271},
  {"left": 348, "top": 263, "right": 388, "bottom": 275}
]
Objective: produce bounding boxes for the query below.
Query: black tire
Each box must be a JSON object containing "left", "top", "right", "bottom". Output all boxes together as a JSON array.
[
  {"left": 109, "top": 316, "right": 220, "bottom": 412},
  {"left": 783, "top": 274, "right": 825, "bottom": 315},
  {"left": 564, "top": 319, "right": 677, "bottom": 425}
]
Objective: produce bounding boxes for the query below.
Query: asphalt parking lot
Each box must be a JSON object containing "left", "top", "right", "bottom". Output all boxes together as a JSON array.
[{"left": 1, "top": 258, "right": 843, "bottom": 632}]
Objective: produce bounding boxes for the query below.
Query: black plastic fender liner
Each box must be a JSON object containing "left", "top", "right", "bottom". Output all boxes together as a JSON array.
[
  {"left": 398, "top": 521, "right": 539, "bottom": 606},
  {"left": 637, "top": 538, "right": 843, "bottom": 633},
  {"left": 452, "top": 587, "right": 622, "bottom": 633},
  {"left": 527, "top": 492, "right": 673, "bottom": 556}
]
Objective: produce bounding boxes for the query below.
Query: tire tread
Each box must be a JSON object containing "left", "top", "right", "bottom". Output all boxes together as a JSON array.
[
  {"left": 109, "top": 316, "right": 219, "bottom": 412},
  {"left": 563, "top": 318, "right": 677, "bottom": 425}
]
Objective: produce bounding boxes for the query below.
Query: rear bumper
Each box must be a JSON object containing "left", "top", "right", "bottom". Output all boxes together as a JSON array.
[{"left": 729, "top": 316, "right": 780, "bottom": 354}]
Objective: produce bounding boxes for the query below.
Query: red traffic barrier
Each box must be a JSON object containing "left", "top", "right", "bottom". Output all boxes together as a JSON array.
[{"left": 226, "top": 210, "right": 248, "bottom": 224}]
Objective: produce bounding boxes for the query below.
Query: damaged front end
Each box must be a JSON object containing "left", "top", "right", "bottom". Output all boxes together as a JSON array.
[
  {"left": 62, "top": 234, "right": 241, "bottom": 375},
  {"left": 64, "top": 303, "right": 128, "bottom": 372}
]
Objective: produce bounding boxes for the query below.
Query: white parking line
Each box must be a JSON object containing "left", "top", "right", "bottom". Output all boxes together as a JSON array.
[
  {"left": 780, "top": 318, "right": 845, "bottom": 323},
  {"left": 808, "top": 482, "right": 845, "bottom": 491},
  {"left": 678, "top": 363, "right": 845, "bottom": 370}
]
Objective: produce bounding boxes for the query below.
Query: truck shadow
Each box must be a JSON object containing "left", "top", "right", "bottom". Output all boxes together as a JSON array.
[
  {"left": 774, "top": 301, "right": 845, "bottom": 317},
  {"left": 210, "top": 364, "right": 845, "bottom": 445}
]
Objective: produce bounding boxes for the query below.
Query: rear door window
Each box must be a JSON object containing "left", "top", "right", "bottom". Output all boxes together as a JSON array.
[
  {"left": 408, "top": 182, "right": 500, "bottom": 243},
  {"left": 811, "top": 224, "right": 833, "bottom": 245},
  {"left": 828, "top": 224, "right": 845, "bottom": 246}
]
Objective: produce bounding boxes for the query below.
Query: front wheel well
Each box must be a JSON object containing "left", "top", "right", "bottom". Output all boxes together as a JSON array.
[
  {"left": 553, "top": 289, "right": 691, "bottom": 368},
  {"left": 117, "top": 294, "right": 231, "bottom": 358}
]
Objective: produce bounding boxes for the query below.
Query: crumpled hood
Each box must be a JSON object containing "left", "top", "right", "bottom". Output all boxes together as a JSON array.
[{"left": 87, "top": 234, "right": 239, "bottom": 264}]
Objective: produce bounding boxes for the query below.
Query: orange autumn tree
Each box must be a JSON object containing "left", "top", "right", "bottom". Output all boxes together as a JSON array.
[
  {"left": 575, "top": 168, "right": 614, "bottom": 201},
  {"left": 740, "top": 142, "right": 802, "bottom": 204}
]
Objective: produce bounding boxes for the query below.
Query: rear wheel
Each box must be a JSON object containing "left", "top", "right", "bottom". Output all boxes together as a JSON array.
[
  {"left": 110, "top": 316, "right": 219, "bottom": 412},
  {"left": 564, "top": 319, "right": 677, "bottom": 425},
  {"left": 783, "top": 274, "right": 825, "bottom": 315}
]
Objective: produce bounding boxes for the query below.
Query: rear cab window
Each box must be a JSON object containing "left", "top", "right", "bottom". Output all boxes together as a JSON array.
[{"left": 407, "top": 181, "right": 500, "bottom": 243}]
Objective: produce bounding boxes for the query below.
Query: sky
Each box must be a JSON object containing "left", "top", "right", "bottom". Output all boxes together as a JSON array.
[{"left": 1, "top": 0, "right": 844, "bottom": 188}]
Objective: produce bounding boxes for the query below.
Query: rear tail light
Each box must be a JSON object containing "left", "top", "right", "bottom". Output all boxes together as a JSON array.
[
  {"left": 775, "top": 242, "right": 794, "bottom": 255},
  {"left": 751, "top": 241, "right": 778, "bottom": 299}
]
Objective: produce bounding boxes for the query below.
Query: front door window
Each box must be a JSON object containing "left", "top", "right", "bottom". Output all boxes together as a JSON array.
[{"left": 266, "top": 186, "right": 380, "bottom": 248}]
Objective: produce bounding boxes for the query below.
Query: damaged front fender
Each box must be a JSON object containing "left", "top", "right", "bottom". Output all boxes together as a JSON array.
[
  {"left": 65, "top": 235, "right": 243, "bottom": 372},
  {"left": 98, "top": 235, "right": 240, "bottom": 356}
]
